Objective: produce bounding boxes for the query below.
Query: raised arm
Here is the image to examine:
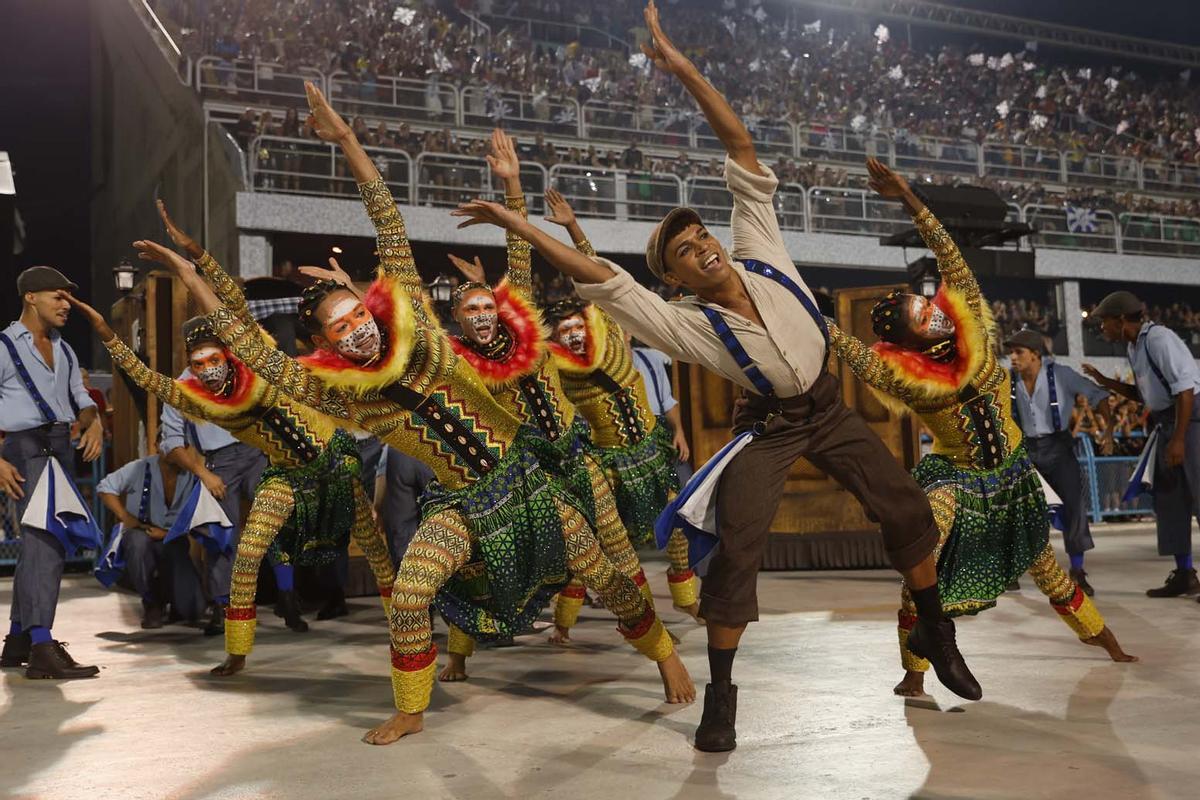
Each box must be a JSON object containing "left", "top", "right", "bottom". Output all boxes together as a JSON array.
[
  {"left": 641, "top": 0, "right": 762, "bottom": 176},
  {"left": 65, "top": 294, "right": 203, "bottom": 419},
  {"left": 155, "top": 200, "right": 255, "bottom": 324},
  {"left": 452, "top": 199, "right": 616, "bottom": 285},
  {"left": 545, "top": 189, "right": 596, "bottom": 257},
  {"left": 305, "top": 81, "right": 430, "bottom": 322},
  {"left": 828, "top": 321, "right": 914, "bottom": 403},
  {"left": 486, "top": 129, "right": 533, "bottom": 295}
]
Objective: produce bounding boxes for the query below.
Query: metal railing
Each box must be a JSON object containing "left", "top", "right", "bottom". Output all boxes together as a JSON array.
[
  {"left": 807, "top": 187, "right": 913, "bottom": 237},
  {"left": 548, "top": 164, "right": 683, "bottom": 222},
  {"left": 1065, "top": 152, "right": 1140, "bottom": 189},
  {"left": 1118, "top": 213, "right": 1200, "bottom": 258},
  {"left": 329, "top": 72, "right": 460, "bottom": 126},
  {"left": 413, "top": 154, "right": 548, "bottom": 210},
  {"left": 196, "top": 57, "right": 321, "bottom": 108},
  {"left": 462, "top": 86, "right": 580, "bottom": 136},
  {"left": 248, "top": 135, "right": 413, "bottom": 202},
  {"left": 482, "top": 13, "right": 631, "bottom": 51},
  {"left": 796, "top": 125, "right": 889, "bottom": 166},
  {"left": 982, "top": 142, "right": 1064, "bottom": 183},
  {"left": 684, "top": 177, "right": 807, "bottom": 232},
  {"left": 581, "top": 101, "right": 695, "bottom": 150},
  {"left": 1023, "top": 204, "right": 1119, "bottom": 252},
  {"left": 1076, "top": 435, "right": 1154, "bottom": 521},
  {"left": 894, "top": 135, "right": 979, "bottom": 177}
]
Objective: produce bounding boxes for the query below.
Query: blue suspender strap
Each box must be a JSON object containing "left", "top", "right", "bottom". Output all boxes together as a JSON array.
[
  {"left": 634, "top": 350, "right": 666, "bottom": 411},
  {"left": 184, "top": 420, "right": 201, "bottom": 451},
  {"left": 1009, "top": 368, "right": 1021, "bottom": 428},
  {"left": 740, "top": 259, "right": 830, "bottom": 355},
  {"left": 62, "top": 342, "right": 81, "bottom": 416},
  {"left": 138, "top": 462, "right": 154, "bottom": 524},
  {"left": 0, "top": 332, "right": 58, "bottom": 424},
  {"left": 1140, "top": 324, "right": 1174, "bottom": 397},
  {"left": 701, "top": 307, "right": 776, "bottom": 397},
  {"left": 1046, "top": 363, "right": 1062, "bottom": 431}
]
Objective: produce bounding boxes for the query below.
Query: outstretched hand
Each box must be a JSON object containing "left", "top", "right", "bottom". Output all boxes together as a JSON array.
[
  {"left": 866, "top": 157, "right": 911, "bottom": 200},
  {"left": 544, "top": 188, "right": 577, "bottom": 228},
  {"left": 486, "top": 128, "right": 520, "bottom": 182},
  {"left": 132, "top": 238, "right": 193, "bottom": 278},
  {"left": 156, "top": 200, "right": 204, "bottom": 260},
  {"left": 641, "top": 0, "right": 691, "bottom": 76},
  {"left": 64, "top": 294, "right": 116, "bottom": 341},
  {"left": 304, "top": 80, "right": 352, "bottom": 143},
  {"left": 299, "top": 256, "right": 354, "bottom": 287},
  {"left": 447, "top": 253, "right": 486, "bottom": 284},
  {"left": 1081, "top": 364, "right": 1110, "bottom": 385},
  {"left": 451, "top": 199, "right": 523, "bottom": 231}
]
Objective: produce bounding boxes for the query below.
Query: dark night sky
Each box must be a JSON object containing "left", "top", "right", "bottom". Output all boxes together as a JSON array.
[
  {"left": 937, "top": 1, "right": 1200, "bottom": 46},
  {"left": 0, "top": 0, "right": 94, "bottom": 359}
]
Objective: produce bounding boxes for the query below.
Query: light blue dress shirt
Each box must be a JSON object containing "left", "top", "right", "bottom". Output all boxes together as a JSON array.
[
  {"left": 632, "top": 347, "right": 678, "bottom": 417},
  {"left": 0, "top": 320, "right": 96, "bottom": 433},
  {"left": 157, "top": 369, "right": 239, "bottom": 455},
  {"left": 1011, "top": 360, "right": 1109, "bottom": 437},
  {"left": 97, "top": 454, "right": 197, "bottom": 529},
  {"left": 1128, "top": 322, "right": 1200, "bottom": 413}
]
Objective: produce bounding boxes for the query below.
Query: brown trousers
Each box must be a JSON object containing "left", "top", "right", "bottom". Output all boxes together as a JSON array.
[{"left": 699, "top": 372, "right": 938, "bottom": 626}]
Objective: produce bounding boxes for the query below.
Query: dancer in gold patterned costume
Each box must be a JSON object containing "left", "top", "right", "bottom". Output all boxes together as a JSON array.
[
  {"left": 70, "top": 213, "right": 395, "bottom": 678},
  {"left": 166, "top": 82, "right": 693, "bottom": 744},
  {"left": 825, "top": 159, "right": 1136, "bottom": 697},
  {"left": 537, "top": 190, "right": 700, "bottom": 628}
]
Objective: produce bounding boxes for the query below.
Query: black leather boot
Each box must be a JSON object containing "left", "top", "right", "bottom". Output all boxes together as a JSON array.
[
  {"left": 906, "top": 617, "right": 982, "bottom": 701},
  {"left": 1069, "top": 568, "right": 1095, "bottom": 597},
  {"left": 1, "top": 632, "right": 31, "bottom": 667},
  {"left": 317, "top": 586, "right": 349, "bottom": 621},
  {"left": 277, "top": 590, "right": 309, "bottom": 633},
  {"left": 203, "top": 605, "right": 226, "bottom": 636},
  {"left": 25, "top": 641, "right": 99, "bottom": 679},
  {"left": 1146, "top": 568, "right": 1199, "bottom": 597},
  {"left": 694, "top": 682, "right": 738, "bottom": 752},
  {"left": 141, "top": 602, "right": 165, "bottom": 630}
]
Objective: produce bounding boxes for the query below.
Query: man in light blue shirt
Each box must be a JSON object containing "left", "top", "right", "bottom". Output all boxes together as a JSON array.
[
  {"left": 1006, "top": 330, "right": 1111, "bottom": 595},
  {"left": 98, "top": 455, "right": 204, "bottom": 629},
  {"left": 629, "top": 339, "right": 692, "bottom": 482},
  {"left": 158, "top": 367, "right": 267, "bottom": 635},
  {"left": 0, "top": 267, "right": 104, "bottom": 680},
  {"left": 1086, "top": 290, "right": 1200, "bottom": 598}
]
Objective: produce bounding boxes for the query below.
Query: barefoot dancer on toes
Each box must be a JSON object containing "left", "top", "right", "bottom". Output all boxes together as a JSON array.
[
  {"left": 452, "top": 0, "right": 977, "bottom": 753},
  {"left": 183, "top": 82, "right": 694, "bottom": 744},
  {"left": 540, "top": 189, "right": 701, "bottom": 629},
  {"left": 825, "top": 159, "right": 1137, "bottom": 698}
]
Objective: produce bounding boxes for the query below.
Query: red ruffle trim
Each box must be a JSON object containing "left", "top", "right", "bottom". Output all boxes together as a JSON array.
[
  {"left": 391, "top": 645, "right": 438, "bottom": 672},
  {"left": 666, "top": 569, "right": 695, "bottom": 584},
  {"left": 225, "top": 606, "right": 257, "bottom": 621},
  {"left": 897, "top": 610, "right": 917, "bottom": 631},
  {"left": 1053, "top": 586, "right": 1085, "bottom": 615},
  {"left": 179, "top": 355, "right": 257, "bottom": 406},
  {"left": 619, "top": 606, "right": 657, "bottom": 641},
  {"left": 560, "top": 584, "right": 588, "bottom": 600}
]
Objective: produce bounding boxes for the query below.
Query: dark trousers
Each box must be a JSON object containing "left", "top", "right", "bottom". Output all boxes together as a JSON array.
[
  {"left": 122, "top": 530, "right": 205, "bottom": 615},
  {"left": 6, "top": 425, "right": 74, "bottom": 630},
  {"left": 206, "top": 442, "right": 267, "bottom": 599},
  {"left": 1025, "top": 432, "right": 1094, "bottom": 556},
  {"left": 1150, "top": 411, "right": 1200, "bottom": 557},
  {"left": 700, "top": 372, "right": 938, "bottom": 626}
]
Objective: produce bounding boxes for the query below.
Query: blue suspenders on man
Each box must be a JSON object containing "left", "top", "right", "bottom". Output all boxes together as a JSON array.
[
  {"left": 699, "top": 258, "right": 829, "bottom": 398},
  {"left": 0, "top": 332, "right": 80, "bottom": 424},
  {"left": 1010, "top": 364, "right": 1062, "bottom": 433},
  {"left": 634, "top": 350, "right": 667, "bottom": 413},
  {"left": 136, "top": 462, "right": 154, "bottom": 526}
]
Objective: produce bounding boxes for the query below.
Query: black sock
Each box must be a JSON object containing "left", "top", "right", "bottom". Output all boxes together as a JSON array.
[
  {"left": 708, "top": 646, "right": 737, "bottom": 686},
  {"left": 910, "top": 585, "right": 945, "bottom": 622}
]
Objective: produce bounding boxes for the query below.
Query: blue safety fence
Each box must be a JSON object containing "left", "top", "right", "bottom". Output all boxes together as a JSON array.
[
  {"left": 0, "top": 444, "right": 108, "bottom": 568},
  {"left": 1074, "top": 434, "right": 1155, "bottom": 521}
]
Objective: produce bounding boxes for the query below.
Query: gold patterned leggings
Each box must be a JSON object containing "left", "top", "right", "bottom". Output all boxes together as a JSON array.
[
  {"left": 390, "top": 498, "right": 673, "bottom": 714},
  {"left": 554, "top": 455, "right": 653, "bottom": 630},
  {"left": 225, "top": 478, "right": 394, "bottom": 657},
  {"left": 896, "top": 486, "right": 1106, "bottom": 672}
]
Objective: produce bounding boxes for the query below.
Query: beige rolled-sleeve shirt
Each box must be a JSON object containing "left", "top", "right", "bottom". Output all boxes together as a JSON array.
[{"left": 575, "top": 156, "right": 826, "bottom": 398}]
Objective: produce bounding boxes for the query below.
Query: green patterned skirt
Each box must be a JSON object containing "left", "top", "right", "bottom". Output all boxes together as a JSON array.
[
  {"left": 425, "top": 426, "right": 579, "bottom": 642},
  {"left": 915, "top": 443, "right": 1049, "bottom": 617},
  {"left": 265, "top": 428, "right": 362, "bottom": 567},
  {"left": 587, "top": 420, "right": 680, "bottom": 546}
]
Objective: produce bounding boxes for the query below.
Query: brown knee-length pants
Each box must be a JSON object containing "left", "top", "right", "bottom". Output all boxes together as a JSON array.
[{"left": 699, "top": 372, "right": 938, "bottom": 626}]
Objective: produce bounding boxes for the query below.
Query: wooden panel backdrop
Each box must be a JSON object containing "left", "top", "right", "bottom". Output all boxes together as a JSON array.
[{"left": 676, "top": 284, "right": 917, "bottom": 570}]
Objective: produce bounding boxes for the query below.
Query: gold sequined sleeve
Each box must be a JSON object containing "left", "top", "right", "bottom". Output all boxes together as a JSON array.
[
  {"left": 504, "top": 194, "right": 532, "bottom": 297},
  {"left": 206, "top": 306, "right": 351, "bottom": 420},
  {"left": 101, "top": 335, "right": 205, "bottom": 419},
  {"left": 828, "top": 322, "right": 912, "bottom": 402},
  {"left": 573, "top": 237, "right": 596, "bottom": 258},
  {"left": 193, "top": 251, "right": 253, "bottom": 326},
  {"left": 913, "top": 207, "right": 983, "bottom": 319},
  {"left": 359, "top": 177, "right": 435, "bottom": 325}
]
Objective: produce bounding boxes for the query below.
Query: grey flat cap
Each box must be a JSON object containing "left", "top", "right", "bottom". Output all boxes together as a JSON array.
[
  {"left": 1004, "top": 329, "right": 1048, "bottom": 354},
  {"left": 645, "top": 207, "right": 703, "bottom": 281},
  {"left": 1091, "top": 290, "right": 1144, "bottom": 319},
  {"left": 17, "top": 266, "right": 79, "bottom": 295}
]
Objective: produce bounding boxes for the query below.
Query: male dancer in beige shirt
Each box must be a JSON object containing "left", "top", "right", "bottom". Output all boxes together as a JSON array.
[{"left": 453, "top": 0, "right": 979, "bottom": 752}]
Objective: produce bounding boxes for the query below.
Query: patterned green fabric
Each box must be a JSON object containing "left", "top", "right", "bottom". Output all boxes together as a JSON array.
[
  {"left": 587, "top": 419, "right": 680, "bottom": 546},
  {"left": 264, "top": 428, "right": 361, "bottom": 567},
  {"left": 426, "top": 426, "right": 578, "bottom": 641},
  {"left": 915, "top": 442, "right": 1049, "bottom": 617}
]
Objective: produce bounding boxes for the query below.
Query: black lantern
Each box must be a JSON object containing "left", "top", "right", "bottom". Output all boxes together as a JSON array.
[
  {"left": 114, "top": 259, "right": 137, "bottom": 293},
  {"left": 428, "top": 274, "right": 453, "bottom": 304}
]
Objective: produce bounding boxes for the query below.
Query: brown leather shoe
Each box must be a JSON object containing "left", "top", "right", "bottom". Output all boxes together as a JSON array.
[
  {"left": 1146, "top": 568, "right": 1200, "bottom": 597},
  {"left": 25, "top": 642, "right": 99, "bottom": 679}
]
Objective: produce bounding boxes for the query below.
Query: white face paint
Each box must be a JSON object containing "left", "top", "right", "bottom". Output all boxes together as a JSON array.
[
  {"left": 455, "top": 289, "right": 498, "bottom": 345},
  {"left": 189, "top": 346, "right": 230, "bottom": 392},
  {"left": 333, "top": 317, "right": 382, "bottom": 360},
  {"left": 326, "top": 297, "right": 360, "bottom": 321},
  {"left": 556, "top": 317, "right": 587, "bottom": 356},
  {"left": 320, "top": 294, "right": 382, "bottom": 361}
]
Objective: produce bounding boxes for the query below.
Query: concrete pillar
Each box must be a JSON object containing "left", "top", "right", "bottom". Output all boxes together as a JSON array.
[
  {"left": 1062, "top": 280, "right": 1083, "bottom": 359},
  {"left": 238, "top": 234, "right": 272, "bottom": 279}
]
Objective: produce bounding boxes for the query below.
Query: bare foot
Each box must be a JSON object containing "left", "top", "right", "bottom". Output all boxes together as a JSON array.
[
  {"left": 548, "top": 625, "right": 571, "bottom": 645},
  {"left": 674, "top": 602, "right": 705, "bottom": 624},
  {"left": 893, "top": 670, "right": 927, "bottom": 697},
  {"left": 657, "top": 651, "right": 696, "bottom": 704},
  {"left": 438, "top": 653, "right": 468, "bottom": 682},
  {"left": 362, "top": 711, "right": 424, "bottom": 745},
  {"left": 210, "top": 655, "right": 246, "bottom": 677},
  {"left": 1084, "top": 626, "right": 1139, "bottom": 663}
]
